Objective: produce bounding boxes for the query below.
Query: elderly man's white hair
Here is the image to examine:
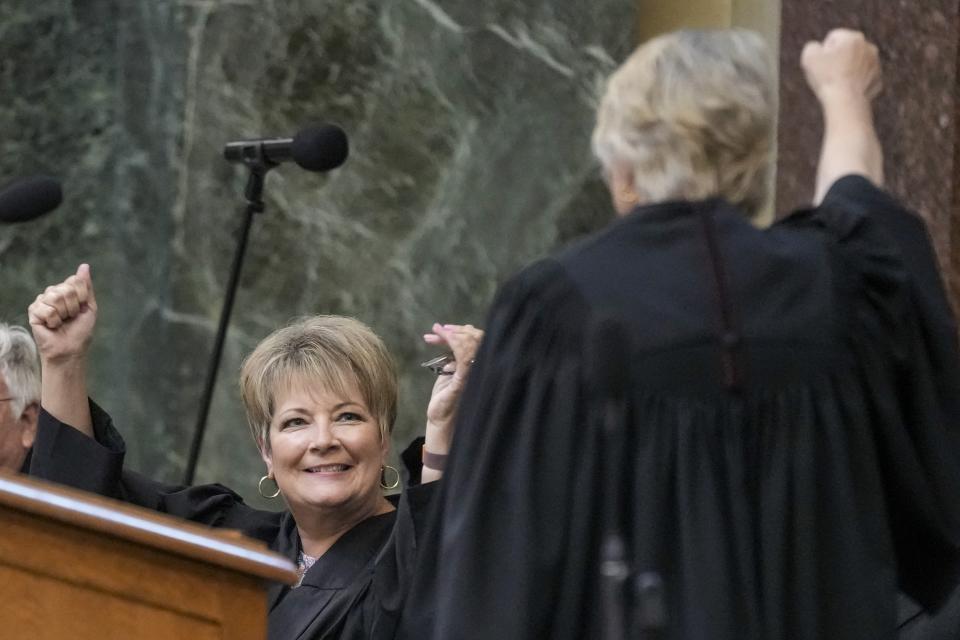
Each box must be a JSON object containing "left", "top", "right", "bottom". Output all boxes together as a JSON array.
[{"left": 0, "top": 323, "right": 40, "bottom": 417}]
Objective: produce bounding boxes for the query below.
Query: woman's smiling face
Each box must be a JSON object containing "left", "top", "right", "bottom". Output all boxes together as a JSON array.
[{"left": 262, "top": 376, "right": 388, "bottom": 520}]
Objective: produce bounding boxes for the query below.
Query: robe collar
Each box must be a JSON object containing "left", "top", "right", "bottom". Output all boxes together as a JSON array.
[
  {"left": 615, "top": 197, "right": 732, "bottom": 227},
  {"left": 298, "top": 511, "right": 397, "bottom": 588},
  {"left": 266, "top": 503, "right": 399, "bottom": 609}
]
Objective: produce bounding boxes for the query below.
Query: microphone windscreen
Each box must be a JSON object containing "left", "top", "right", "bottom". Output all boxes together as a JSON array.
[
  {"left": 291, "top": 124, "right": 349, "bottom": 172},
  {"left": 0, "top": 175, "right": 63, "bottom": 223}
]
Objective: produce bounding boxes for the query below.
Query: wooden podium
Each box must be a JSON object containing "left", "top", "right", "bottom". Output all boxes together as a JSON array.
[{"left": 0, "top": 472, "right": 298, "bottom": 640}]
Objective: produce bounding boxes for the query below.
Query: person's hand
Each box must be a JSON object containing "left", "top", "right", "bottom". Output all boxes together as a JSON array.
[
  {"left": 27, "top": 264, "right": 98, "bottom": 366},
  {"left": 801, "top": 29, "right": 882, "bottom": 105},
  {"left": 422, "top": 323, "right": 483, "bottom": 452}
]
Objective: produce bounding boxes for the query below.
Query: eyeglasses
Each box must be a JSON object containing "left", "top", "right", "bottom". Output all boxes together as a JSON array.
[
  {"left": 420, "top": 354, "right": 455, "bottom": 376},
  {"left": 419, "top": 354, "right": 476, "bottom": 375}
]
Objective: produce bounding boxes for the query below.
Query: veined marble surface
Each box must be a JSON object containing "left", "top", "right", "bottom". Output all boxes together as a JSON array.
[{"left": 0, "top": 0, "right": 634, "bottom": 507}]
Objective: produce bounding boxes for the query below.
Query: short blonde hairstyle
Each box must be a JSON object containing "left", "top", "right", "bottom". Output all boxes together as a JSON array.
[
  {"left": 592, "top": 29, "right": 775, "bottom": 220},
  {"left": 0, "top": 323, "right": 40, "bottom": 418},
  {"left": 239, "top": 315, "right": 398, "bottom": 452}
]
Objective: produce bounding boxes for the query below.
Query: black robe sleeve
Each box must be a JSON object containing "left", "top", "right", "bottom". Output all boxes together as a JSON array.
[
  {"left": 821, "top": 175, "right": 960, "bottom": 429},
  {"left": 414, "top": 259, "right": 604, "bottom": 639},
  {"left": 29, "top": 400, "right": 280, "bottom": 540},
  {"left": 781, "top": 175, "right": 960, "bottom": 610}
]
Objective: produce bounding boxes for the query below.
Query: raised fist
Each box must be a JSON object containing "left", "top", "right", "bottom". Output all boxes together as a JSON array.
[
  {"left": 801, "top": 29, "right": 882, "bottom": 103},
  {"left": 28, "top": 264, "right": 98, "bottom": 365}
]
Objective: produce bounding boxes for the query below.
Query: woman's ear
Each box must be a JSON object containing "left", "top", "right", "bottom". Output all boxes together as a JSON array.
[
  {"left": 259, "top": 438, "right": 274, "bottom": 476},
  {"left": 380, "top": 430, "right": 390, "bottom": 461},
  {"left": 608, "top": 163, "right": 641, "bottom": 215},
  {"left": 19, "top": 402, "right": 39, "bottom": 449}
]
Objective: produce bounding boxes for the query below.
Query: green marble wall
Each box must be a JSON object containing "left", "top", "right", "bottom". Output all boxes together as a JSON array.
[{"left": 0, "top": 0, "right": 635, "bottom": 507}]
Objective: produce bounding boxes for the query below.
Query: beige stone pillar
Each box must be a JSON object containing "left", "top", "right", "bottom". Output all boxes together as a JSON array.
[{"left": 636, "top": 0, "right": 780, "bottom": 53}]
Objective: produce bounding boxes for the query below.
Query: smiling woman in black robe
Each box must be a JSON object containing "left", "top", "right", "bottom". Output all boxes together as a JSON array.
[
  {"left": 413, "top": 29, "right": 960, "bottom": 640},
  {"left": 26, "top": 273, "right": 482, "bottom": 640}
]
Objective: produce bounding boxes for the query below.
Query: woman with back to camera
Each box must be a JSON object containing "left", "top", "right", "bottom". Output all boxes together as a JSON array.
[
  {"left": 27, "top": 264, "right": 482, "bottom": 639},
  {"left": 416, "top": 29, "right": 960, "bottom": 640}
]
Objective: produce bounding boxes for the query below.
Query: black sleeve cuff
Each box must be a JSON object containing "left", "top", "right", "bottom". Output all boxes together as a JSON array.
[
  {"left": 401, "top": 479, "right": 440, "bottom": 545},
  {"left": 400, "top": 436, "right": 425, "bottom": 487},
  {"left": 30, "top": 398, "right": 126, "bottom": 498},
  {"left": 822, "top": 174, "right": 890, "bottom": 209},
  {"left": 822, "top": 174, "right": 930, "bottom": 241}
]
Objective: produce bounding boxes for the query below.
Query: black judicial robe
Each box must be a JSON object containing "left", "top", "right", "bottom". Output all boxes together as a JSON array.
[
  {"left": 30, "top": 402, "right": 435, "bottom": 640},
  {"left": 414, "top": 176, "right": 960, "bottom": 640}
]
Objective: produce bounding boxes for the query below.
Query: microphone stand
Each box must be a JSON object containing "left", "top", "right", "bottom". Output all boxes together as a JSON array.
[
  {"left": 593, "top": 319, "right": 667, "bottom": 640},
  {"left": 594, "top": 320, "right": 630, "bottom": 640},
  {"left": 183, "top": 152, "right": 273, "bottom": 485},
  {"left": 599, "top": 414, "right": 629, "bottom": 640}
]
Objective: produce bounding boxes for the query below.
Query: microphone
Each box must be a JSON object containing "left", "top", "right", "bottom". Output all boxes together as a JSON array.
[
  {"left": 590, "top": 316, "right": 632, "bottom": 640},
  {"left": 223, "top": 124, "right": 349, "bottom": 172},
  {"left": 0, "top": 175, "right": 63, "bottom": 223}
]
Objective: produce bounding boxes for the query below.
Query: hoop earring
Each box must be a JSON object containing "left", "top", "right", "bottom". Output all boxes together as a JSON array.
[
  {"left": 258, "top": 474, "right": 281, "bottom": 499},
  {"left": 380, "top": 465, "right": 400, "bottom": 490}
]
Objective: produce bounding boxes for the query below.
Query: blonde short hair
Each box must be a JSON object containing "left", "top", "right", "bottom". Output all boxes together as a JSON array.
[
  {"left": 239, "top": 315, "right": 398, "bottom": 452},
  {"left": 592, "top": 29, "right": 774, "bottom": 220},
  {"left": 0, "top": 323, "right": 40, "bottom": 418}
]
